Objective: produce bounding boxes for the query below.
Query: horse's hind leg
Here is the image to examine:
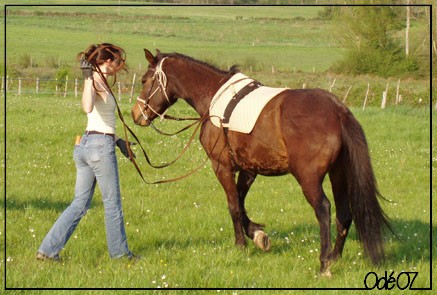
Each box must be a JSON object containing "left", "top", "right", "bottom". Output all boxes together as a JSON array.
[
  {"left": 329, "top": 166, "right": 352, "bottom": 261},
  {"left": 237, "top": 171, "right": 271, "bottom": 251},
  {"left": 299, "top": 178, "right": 332, "bottom": 276}
]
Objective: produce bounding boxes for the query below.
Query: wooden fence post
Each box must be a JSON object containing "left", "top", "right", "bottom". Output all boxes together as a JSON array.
[
  {"left": 329, "top": 78, "right": 336, "bottom": 92},
  {"left": 363, "top": 82, "right": 370, "bottom": 110},
  {"left": 117, "top": 82, "right": 122, "bottom": 101},
  {"left": 63, "top": 76, "right": 68, "bottom": 97},
  {"left": 75, "top": 78, "right": 78, "bottom": 98},
  {"left": 395, "top": 79, "right": 401, "bottom": 105},
  {"left": 18, "top": 78, "right": 22, "bottom": 95},
  {"left": 129, "top": 73, "right": 136, "bottom": 103},
  {"left": 36, "top": 77, "right": 39, "bottom": 94},
  {"left": 381, "top": 92, "right": 387, "bottom": 109},
  {"left": 381, "top": 83, "right": 388, "bottom": 109},
  {"left": 342, "top": 85, "right": 352, "bottom": 103}
]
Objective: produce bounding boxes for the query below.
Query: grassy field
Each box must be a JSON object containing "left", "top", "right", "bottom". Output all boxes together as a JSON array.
[
  {"left": 4, "top": 92, "right": 432, "bottom": 291},
  {"left": 5, "top": 5, "right": 339, "bottom": 73},
  {"left": 3, "top": 4, "right": 430, "bottom": 108},
  {"left": 3, "top": 3, "right": 433, "bottom": 294}
]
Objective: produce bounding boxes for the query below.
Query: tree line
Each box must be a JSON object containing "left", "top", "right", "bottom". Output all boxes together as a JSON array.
[
  {"left": 125, "top": 1, "right": 432, "bottom": 79},
  {"left": 321, "top": 5, "right": 432, "bottom": 78}
]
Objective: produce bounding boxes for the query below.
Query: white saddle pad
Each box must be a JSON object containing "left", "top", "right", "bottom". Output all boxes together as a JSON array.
[{"left": 209, "top": 73, "right": 287, "bottom": 133}]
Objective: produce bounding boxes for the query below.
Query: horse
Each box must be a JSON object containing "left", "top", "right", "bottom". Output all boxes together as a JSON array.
[{"left": 131, "top": 49, "right": 392, "bottom": 276}]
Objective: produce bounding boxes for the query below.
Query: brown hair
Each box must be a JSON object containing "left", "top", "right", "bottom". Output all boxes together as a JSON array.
[{"left": 77, "top": 43, "right": 127, "bottom": 73}]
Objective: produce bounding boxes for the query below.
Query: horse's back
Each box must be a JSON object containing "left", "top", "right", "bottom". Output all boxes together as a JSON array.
[{"left": 279, "top": 88, "right": 347, "bottom": 118}]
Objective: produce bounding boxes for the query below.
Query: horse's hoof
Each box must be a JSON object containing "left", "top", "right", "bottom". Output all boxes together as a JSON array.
[
  {"left": 320, "top": 261, "right": 332, "bottom": 278},
  {"left": 253, "top": 230, "right": 271, "bottom": 252},
  {"left": 320, "top": 269, "right": 332, "bottom": 278}
]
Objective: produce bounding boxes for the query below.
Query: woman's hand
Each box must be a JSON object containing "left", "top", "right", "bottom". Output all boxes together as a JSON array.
[
  {"left": 80, "top": 59, "right": 93, "bottom": 79},
  {"left": 116, "top": 138, "right": 137, "bottom": 160}
]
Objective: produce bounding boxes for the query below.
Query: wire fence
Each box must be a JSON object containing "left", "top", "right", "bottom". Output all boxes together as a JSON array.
[
  {"left": 2, "top": 75, "right": 430, "bottom": 109},
  {"left": 2, "top": 75, "right": 140, "bottom": 102}
]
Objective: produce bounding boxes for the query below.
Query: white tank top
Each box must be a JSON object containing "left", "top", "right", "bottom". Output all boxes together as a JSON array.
[{"left": 85, "top": 81, "right": 116, "bottom": 134}]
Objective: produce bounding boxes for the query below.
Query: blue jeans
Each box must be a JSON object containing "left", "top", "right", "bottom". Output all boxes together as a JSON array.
[{"left": 38, "top": 134, "right": 131, "bottom": 259}]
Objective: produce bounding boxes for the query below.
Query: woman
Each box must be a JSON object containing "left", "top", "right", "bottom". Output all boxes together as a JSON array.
[{"left": 37, "top": 43, "right": 136, "bottom": 261}]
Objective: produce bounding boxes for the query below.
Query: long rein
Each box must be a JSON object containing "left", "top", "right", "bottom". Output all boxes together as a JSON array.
[{"left": 93, "top": 67, "right": 222, "bottom": 185}]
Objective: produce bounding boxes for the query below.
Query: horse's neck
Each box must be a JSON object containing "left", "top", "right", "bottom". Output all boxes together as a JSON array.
[{"left": 172, "top": 63, "right": 229, "bottom": 116}]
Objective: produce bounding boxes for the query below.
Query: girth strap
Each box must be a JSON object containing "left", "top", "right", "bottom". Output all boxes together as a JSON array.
[{"left": 222, "top": 80, "right": 263, "bottom": 124}]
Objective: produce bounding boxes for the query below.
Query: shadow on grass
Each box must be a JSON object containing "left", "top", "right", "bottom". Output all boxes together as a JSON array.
[
  {"left": 5, "top": 192, "right": 432, "bottom": 268},
  {"left": 262, "top": 218, "right": 433, "bottom": 266},
  {"left": 3, "top": 196, "right": 100, "bottom": 212}
]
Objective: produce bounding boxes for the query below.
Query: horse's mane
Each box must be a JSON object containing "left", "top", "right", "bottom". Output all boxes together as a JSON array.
[{"left": 160, "top": 52, "right": 240, "bottom": 76}]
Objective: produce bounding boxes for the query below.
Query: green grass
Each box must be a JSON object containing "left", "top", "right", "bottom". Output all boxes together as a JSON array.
[
  {"left": 4, "top": 92, "right": 432, "bottom": 291},
  {"left": 3, "top": 5, "right": 429, "bottom": 107},
  {"left": 1, "top": 5, "right": 351, "bottom": 75}
]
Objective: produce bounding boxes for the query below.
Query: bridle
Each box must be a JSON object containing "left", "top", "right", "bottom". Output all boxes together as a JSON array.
[
  {"left": 91, "top": 59, "right": 207, "bottom": 185},
  {"left": 135, "top": 57, "right": 200, "bottom": 137},
  {"left": 136, "top": 57, "right": 170, "bottom": 124},
  {"left": 92, "top": 54, "right": 227, "bottom": 185}
]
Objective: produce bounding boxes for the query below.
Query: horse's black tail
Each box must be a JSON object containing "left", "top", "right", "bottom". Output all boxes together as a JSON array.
[{"left": 339, "top": 110, "right": 393, "bottom": 265}]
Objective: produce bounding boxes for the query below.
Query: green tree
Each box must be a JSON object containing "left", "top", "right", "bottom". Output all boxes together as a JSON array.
[{"left": 331, "top": 6, "right": 419, "bottom": 77}]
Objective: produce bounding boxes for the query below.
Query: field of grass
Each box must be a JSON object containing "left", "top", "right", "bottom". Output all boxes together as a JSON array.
[
  {"left": 3, "top": 4, "right": 430, "bottom": 108},
  {"left": 4, "top": 5, "right": 337, "bottom": 72},
  {"left": 4, "top": 92, "right": 432, "bottom": 291},
  {"left": 2, "top": 3, "right": 433, "bottom": 294}
]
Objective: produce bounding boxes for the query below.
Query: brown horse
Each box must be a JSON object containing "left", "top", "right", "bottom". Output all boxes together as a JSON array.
[{"left": 131, "top": 49, "right": 392, "bottom": 276}]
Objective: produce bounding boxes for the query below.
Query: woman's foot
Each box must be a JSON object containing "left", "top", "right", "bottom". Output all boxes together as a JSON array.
[{"left": 36, "top": 252, "right": 60, "bottom": 261}]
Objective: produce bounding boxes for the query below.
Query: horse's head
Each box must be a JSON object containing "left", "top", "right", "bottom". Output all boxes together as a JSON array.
[{"left": 131, "top": 49, "right": 177, "bottom": 126}]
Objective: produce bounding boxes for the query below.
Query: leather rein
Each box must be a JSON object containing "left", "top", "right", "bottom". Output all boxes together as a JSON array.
[{"left": 94, "top": 59, "right": 223, "bottom": 184}]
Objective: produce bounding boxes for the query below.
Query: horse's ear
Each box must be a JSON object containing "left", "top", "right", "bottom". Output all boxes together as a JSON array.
[
  {"left": 144, "top": 49, "right": 156, "bottom": 66},
  {"left": 156, "top": 48, "right": 161, "bottom": 56}
]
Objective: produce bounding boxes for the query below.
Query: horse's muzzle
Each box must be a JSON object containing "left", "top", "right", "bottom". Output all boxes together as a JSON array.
[{"left": 132, "top": 110, "right": 150, "bottom": 127}]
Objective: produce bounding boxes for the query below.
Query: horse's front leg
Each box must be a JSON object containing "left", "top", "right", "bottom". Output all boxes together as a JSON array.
[
  {"left": 216, "top": 169, "right": 246, "bottom": 246},
  {"left": 213, "top": 165, "right": 246, "bottom": 247},
  {"left": 200, "top": 124, "right": 245, "bottom": 247},
  {"left": 200, "top": 122, "right": 246, "bottom": 247},
  {"left": 237, "top": 171, "right": 271, "bottom": 252}
]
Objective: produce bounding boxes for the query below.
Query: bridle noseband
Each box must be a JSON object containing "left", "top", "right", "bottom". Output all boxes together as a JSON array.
[{"left": 137, "top": 57, "right": 170, "bottom": 123}]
